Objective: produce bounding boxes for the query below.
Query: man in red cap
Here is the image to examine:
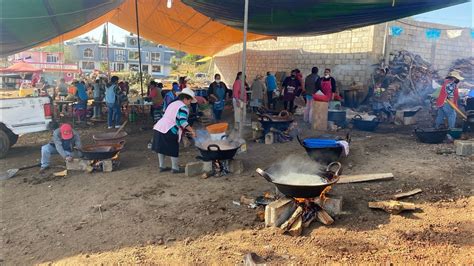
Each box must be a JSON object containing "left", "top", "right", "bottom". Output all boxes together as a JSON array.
[{"left": 40, "top": 123, "right": 82, "bottom": 173}]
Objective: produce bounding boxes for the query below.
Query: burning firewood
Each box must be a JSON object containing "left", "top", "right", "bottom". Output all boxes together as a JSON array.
[
  {"left": 316, "top": 209, "right": 334, "bottom": 225},
  {"left": 279, "top": 206, "right": 303, "bottom": 233},
  {"left": 288, "top": 216, "right": 303, "bottom": 236}
]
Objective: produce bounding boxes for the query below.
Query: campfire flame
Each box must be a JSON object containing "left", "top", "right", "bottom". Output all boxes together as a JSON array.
[{"left": 319, "top": 185, "right": 333, "bottom": 202}]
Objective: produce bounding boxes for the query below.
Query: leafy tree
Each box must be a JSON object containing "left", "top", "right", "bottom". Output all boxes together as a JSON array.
[{"left": 101, "top": 25, "right": 107, "bottom": 45}]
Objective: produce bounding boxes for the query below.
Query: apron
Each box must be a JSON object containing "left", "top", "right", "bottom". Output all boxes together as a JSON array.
[
  {"left": 321, "top": 79, "right": 333, "bottom": 98},
  {"left": 213, "top": 86, "right": 225, "bottom": 111}
]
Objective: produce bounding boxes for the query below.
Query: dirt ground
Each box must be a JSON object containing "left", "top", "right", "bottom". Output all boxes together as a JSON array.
[{"left": 0, "top": 113, "right": 473, "bottom": 265}]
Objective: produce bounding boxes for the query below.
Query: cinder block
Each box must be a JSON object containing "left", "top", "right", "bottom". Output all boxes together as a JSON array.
[
  {"left": 228, "top": 159, "right": 244, "bottom": 175},
  {"left": 265, "top": 133, "right": 274, "bottom": 144},
  {"left": 102, "top": 160, "right": 113, "bottom": 172},
  {"left": 185, "top": 161, "right": 212, "bottom": 177},
  {"left": 455, "top": 140, "right": 473, "bottom": 156},
  {"left": 265, "top": 197, "right": 296, "bottom": 227},
  {"left": 314, "top": 196, "right": 343, "bottom": 216}
]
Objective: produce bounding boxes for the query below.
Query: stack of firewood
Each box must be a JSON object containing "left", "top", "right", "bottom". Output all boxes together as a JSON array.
[
  {"left": 449, "top": 57, "right": 474, "bottom": 86},
  {"left": 371, "top": 50, "right": 441, "bottom": 109},
  {"left": 279, "top": 199, "right": 334, "bottom": 237}
]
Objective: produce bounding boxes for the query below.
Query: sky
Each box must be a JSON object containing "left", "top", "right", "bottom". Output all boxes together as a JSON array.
[{"left": 79, "top": 2, "right": 473, "bottom": 44}]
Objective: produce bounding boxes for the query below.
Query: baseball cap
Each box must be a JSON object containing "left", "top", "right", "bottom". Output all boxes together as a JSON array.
[{"left": 60, "top": 124, "right": 73, "bottom": 140}]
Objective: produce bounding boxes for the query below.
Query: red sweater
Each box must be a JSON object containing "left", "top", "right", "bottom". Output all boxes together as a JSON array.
[{"left": 436, "top": 79, "right": 459, "bottom": 108}]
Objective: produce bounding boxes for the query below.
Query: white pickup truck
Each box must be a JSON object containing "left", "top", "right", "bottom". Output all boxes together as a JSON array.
[{"left": 0, "top": 97, "right": 53, "bottom": 158}]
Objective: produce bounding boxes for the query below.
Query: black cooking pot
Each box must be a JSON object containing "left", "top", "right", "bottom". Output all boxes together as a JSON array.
[
  {"left": 467, "top": 110, "right": 474, "bottom": 124},
  {"left": 352, "top": 114, "right": 380, "bottom": 131},
  {"left": 196, "top": 143, "right": 241, "bottom": 161},
  {"left": 256, "top": 162, "right": 342, "bottom": 198},
  {"left": 80, "top": 141, "right": 124, "bottom": 160},
  {"left": 258, "top": 111, "right": 294, "bottom": 133},
  {"left": 256, "top": 106, "right": 280, "bottom": 116},
  {"left": 414, "top": 128, "right": 448, "bottom": 144},
  {"left": 297, "top": 135, "right": 347, "bottom": 165},
  {"left": 328, "top": 110, "right": 347, "bottom": 126}
]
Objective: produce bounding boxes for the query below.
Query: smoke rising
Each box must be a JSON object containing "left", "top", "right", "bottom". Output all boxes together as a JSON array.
[{"left": 267, "top": 154, "right": 326, "bottom": 184}]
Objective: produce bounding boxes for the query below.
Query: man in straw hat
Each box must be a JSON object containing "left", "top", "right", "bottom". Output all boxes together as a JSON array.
[
  {"left": 435, "top": 71, "right": 464, "bottom": 129},
  {"left": 151, "top": 88, "right": 197, "bottom": 174}
]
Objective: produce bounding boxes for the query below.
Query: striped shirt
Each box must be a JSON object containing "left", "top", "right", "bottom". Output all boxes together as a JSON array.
[{"left": 170, "top": 105, "right": 190, "bottom": 134}]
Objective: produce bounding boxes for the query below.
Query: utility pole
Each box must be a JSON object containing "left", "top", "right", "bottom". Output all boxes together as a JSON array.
[{"left": 239, "top": 0, "right": 249, "bottom": 137}]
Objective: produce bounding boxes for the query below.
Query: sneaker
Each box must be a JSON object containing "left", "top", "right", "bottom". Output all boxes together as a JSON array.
[
  {"left": 107, "top": 126, "right": 112, "bottom": 129},
  {"left": 172, "top": 168, "right": 184, "bottom": 174},
  {"left": 115, "top": 125, "right": 121, "bottom": 129},
  {"left": 159, "top": 167, "right": 171, "bottom": 172}
]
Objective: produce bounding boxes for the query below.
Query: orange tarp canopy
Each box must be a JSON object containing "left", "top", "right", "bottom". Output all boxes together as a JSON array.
[{"left": 38, "top": 0, "right": 269, "bottom": 56}]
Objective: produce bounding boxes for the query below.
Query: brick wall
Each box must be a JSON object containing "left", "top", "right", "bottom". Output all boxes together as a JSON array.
[{"left": 213, "top": 19, "right": 474, "bottom": 91}]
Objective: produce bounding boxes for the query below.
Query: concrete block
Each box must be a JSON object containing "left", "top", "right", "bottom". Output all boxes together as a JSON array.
[
  {"left": 185, "top": 161, "right": 212, "bottom": 177},
  {"left": 228, "top": 159, "right": 244, "bottom": 175},
  {"left": 265, "top": 197, "right": 296, "bottom": 227},
  {"left": 455, "top": 140, "right": 473, "bottom": 156},
  {"left": 265, "top": 133, "right": 274, "bottom": 144},
  {"left": 102, "top": 160, "right": 113, "bottom": 172},
  {"left": 314, "top": 196, "right": 343, "bottom": 216},
  {"left": 66, "top": 158, "right": 92, "bottom": 171}
]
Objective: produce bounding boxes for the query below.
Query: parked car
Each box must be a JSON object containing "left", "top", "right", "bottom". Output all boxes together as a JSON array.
[{"left": 0, "top": 96, "right": 53, "bottom": 158}]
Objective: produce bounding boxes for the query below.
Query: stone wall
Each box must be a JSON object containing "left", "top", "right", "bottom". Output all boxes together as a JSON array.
[
  {"left": 213, "top": 19, "right": 474, "bottom": 91},
  {"left": 374, "top": 20, "right": 474, "bottom": 77}
]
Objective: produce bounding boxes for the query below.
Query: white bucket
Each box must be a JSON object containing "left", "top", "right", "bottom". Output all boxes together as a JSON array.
[{"left": 210, "top": 132, "right": 226, "bottom": 141}]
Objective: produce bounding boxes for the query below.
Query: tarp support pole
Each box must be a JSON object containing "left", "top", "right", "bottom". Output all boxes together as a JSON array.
[
  {"left": 106, "top": 22, "right": 111, "bottom": 78},
  {"left": 239, "top": 0, "right": 249, "bottom": 137},
  {"left": 135, "top": 0, "right": 144, "bottom": 96}
]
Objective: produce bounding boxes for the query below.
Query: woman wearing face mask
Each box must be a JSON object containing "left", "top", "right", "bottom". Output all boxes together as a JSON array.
[
  {"left": 281, "top": 70, "right": 302, "bottom": 113},
  {"left": 316, "top": 68, "right": 337, "bottom": 101},
  {"left": 152, "top": 88, "right": 197, "bottom": 174},
  {"left": 208, "top": 74, "right": 229, "bottom": 121},
  {"left": 435, "top": 71, "right": 463, "bottom": 129}
]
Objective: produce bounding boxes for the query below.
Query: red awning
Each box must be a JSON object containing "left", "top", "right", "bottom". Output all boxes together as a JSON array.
[{"left": 0, "top": 61, "right": 43, "bottom": 73}]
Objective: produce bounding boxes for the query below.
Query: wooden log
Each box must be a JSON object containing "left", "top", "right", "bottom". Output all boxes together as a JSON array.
[
  {"left": 288, "top": 216, "right": 303, "bottom": 236},
  {"left": 279, "top": 206, "right": 303, "bottom": 233},
  {"left": 316, "top": 209, "right": 334, "bottom": 225},
  {"left": 368, "top": 200, "right": 417, "bottom": 214},
  {"left": 338, "top": 173, "right": 394, "bottom": 184},
  {"left": 393, "top": 189, "right": 422, "bottom": 199}
]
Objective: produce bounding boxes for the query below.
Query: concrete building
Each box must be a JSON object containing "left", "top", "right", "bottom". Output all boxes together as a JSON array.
[
  {"left": 67, "top": 35, "right": 174, "bottom": 78},
  {"left": 8, "top": 51, "right": 79, "bottom": 83},
  {"left": 213, "top": 19, "right": 473, "bottom": 94}
]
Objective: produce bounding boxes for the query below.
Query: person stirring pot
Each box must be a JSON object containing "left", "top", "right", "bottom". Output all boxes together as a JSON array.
[{"left": 152, "top": 88, "right": 197, "bottom": 174}]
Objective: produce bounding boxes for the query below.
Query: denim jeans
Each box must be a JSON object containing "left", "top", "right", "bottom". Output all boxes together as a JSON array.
[
  {"left": 213, "top": 108, "right": 223, "bottom": 121},
  {"left": 41, "top": 144, "right": 71, "bottom": 168},
  {"left": 107, "top": 103, "right": 121, "bottom": 127},
  {"left": 435, "top": 103, "right": 456, "bottom": 129},
  {"left": 93, "top": 97, "right": 102, "bottom": 118},
  {"left": 267, "top": 91, "right": 275, "bottom": 109}
]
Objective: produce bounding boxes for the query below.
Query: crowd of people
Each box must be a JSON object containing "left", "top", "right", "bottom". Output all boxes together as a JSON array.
[{"left": 204, "top": 67, "right": 341, "bottom": 125}]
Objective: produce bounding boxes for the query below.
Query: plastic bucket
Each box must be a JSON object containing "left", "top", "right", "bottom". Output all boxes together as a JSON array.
[{"left": 206, "top": 123, "right": 228, "bottom": 134}]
